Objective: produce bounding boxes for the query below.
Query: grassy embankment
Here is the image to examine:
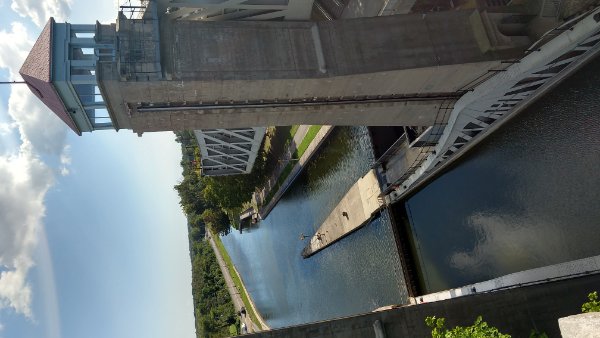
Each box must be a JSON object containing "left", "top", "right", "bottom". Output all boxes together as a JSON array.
[
  {"left": 263, "top": 125, "right": 322, "bottom": 205},
  {"left": 212, "top": 232, "right": 264, "bottom": 330},
  {"left": 289, "top": 125, "right": 300, "bottom": 137}
]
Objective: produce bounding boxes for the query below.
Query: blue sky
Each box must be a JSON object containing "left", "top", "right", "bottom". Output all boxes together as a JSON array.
[{"left": 0, "top": 1, "right": 195, "bottom": 338}]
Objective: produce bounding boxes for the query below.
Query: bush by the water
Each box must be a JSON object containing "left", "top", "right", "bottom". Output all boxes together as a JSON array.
[
  {"left": 425, "top": 316, "right": 510, "bottom": 338},
  {"left": 582, "top": 291, "right": 600, "bottom": 313}
]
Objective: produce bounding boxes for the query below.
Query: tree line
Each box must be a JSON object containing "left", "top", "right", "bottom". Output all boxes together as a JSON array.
[{"left": 173, "top": 131, "right": 267, "bottom": 337}]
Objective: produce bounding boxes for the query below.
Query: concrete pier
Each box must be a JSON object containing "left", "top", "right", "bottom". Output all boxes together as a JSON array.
[{"left": 302, "top": 169, "right": 383, "bottom": 258}]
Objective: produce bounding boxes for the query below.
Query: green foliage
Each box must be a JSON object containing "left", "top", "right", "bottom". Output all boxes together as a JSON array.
[
  {"left": 425, "top": 316, "right": 511, "bottom": 338},
  {"left": 263, "top": 162, "right": 293, "bottom": 206},
  {"left": 290, "top": 125, "right": 299, "bottom": 137},
  {"left": 175, "top": 131, "right": 254, "bottom": 338},
  {"left": 174, "top": 130, "right": 267, "bottom": 214},
  {"left": 190, "top": 240, "right": 238, "bottom": 338},
  {"left": 200, "top": 209, "right": 230, "bottom": 236},
  {"left": 582, "top": 291, "right": 600, "bottom": 313},
  {"left": 228, "top": 324, "right": 238, "bottom": 336},
  {"left": 175, "top": 179, "right": 205, "bottom": 216},
  {"left": 201, "top": 169, "right": 264, "bottom": 211},
  {"left": 189, "top": 227, "right": 203, "bottom": 242}
]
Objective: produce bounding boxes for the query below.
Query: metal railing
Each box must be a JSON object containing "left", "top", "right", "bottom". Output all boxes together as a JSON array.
[{"left": 378, "top": 98, "right": 456, "bottom": 196}]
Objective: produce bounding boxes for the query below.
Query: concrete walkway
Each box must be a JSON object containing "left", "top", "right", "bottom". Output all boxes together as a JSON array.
[
  {"left": 206, "top": 234, "right": 267, "bottom": 334},
  {"left": 302, "top": 169, "right": 384, "bottom": 258}
]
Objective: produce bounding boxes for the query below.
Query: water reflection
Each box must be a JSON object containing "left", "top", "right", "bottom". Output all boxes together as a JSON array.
[
  {"left": 222, "top": 127, "right": 408, "bottom": 328},
  {"left": 404, "top": 57, "right": 600, "bottom": 293}
]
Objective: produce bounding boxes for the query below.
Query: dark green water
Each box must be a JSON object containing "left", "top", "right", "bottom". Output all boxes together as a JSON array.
[
  {"left": 222, "top": 127, "right": 408, "bottom": 328},
  {"left": 404, "top": 56, "right": 600, "bottom": 293}
]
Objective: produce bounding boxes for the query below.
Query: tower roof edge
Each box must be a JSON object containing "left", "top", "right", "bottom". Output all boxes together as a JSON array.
[{"left": 19, "top": 18, "right": 81, "bottom": 135}]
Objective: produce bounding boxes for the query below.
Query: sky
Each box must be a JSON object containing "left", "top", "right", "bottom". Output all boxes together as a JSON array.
[{"left": 0, "top": 1, "right": 195, "bottom": 338}]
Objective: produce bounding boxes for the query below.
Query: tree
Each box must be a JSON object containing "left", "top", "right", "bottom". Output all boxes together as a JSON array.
[
  {"left": 200, "top": 208, "right": 230, "bottom": 235},
  {"left": 189, "top": 227, "right": 203, "bottom": 242},
  {"left": 174, "top": 172, "right": 206, "bottom": 216},
  {"left": 582, "top": 291, "right": 600, "bottom": 313},
  {"left": 425, "top": 316, "right": 511, "bottom": 338}
]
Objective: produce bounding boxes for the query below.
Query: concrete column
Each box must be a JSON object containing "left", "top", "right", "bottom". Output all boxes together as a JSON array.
[
  {"left": 70, "top": 37, "right": 96, "bottom": 46},
  {"left": 72, "top": 54, "right": 96, "bottom": 61},
  {"left": 71, "top": 74, "right": 97, "bottom": 84},
  {"left": 84, "top": 103, "right": 106, "bottom": 109},
  {"left": 71, "top": 59, "right": 96, "bottom": 68},
  {"left": 70, "top": 24, "right": 95, "bottom": 33}
]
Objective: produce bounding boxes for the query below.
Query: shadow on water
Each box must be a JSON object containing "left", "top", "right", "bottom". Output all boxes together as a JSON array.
[
  {"left": 302, "top": 127, "right": 355, "bottom": 192},
  {"left": 395, "top": 56, "right": 600, "bottom": 294}
]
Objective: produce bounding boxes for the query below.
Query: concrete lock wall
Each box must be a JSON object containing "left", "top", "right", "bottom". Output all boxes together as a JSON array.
[
  {"left": 245, "top": 274, "right": 600, "bottom": 338},
  {"left": 99, "top": 9, "right": 530, "bottom": 133}
]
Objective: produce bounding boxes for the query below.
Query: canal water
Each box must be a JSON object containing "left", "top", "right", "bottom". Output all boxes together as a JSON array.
[
  {"left": 221, "top": 127, "right": 408, "bottom": 328},
  {"left": 402, "top": 56, "right": 600, "bottom": 293}
]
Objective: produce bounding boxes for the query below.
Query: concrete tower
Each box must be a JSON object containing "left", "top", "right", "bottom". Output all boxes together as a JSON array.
[{"left": 21, "top": 0, "right": 531, "bottom": 136}]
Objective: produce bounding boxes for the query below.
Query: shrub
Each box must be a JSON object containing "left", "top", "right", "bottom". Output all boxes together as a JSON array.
[
  {"left": 582, "top": 291, "right": 600, "bottom": 313},
  {"left": 425, "top": 316, "right": 511, "bottom": 338}
]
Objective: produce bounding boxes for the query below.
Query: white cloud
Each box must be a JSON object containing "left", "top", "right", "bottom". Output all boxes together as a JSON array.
[
  {"left": 0, "top": 22, "right": 31, "bottom": 80},
  {"left": 450, "top": 212, "right": 566, "bottom": 273},
  {"left": 59, "top": 145, "right": 71, "bottom": 176},
  {"left": 10, "top": 0, "right": 72, "bottom": 27},
  {"left": 8, "top": 86, "right": 68, "bottom": 156},
  {"left": 0, "top": 147, "right": 54, "bottom": 317},
  {"left": 0, "top": 21, "right": 68, "bottom": 324},
  {"left": 0, "top": 122, "right": 16, "bottom": 135}
]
